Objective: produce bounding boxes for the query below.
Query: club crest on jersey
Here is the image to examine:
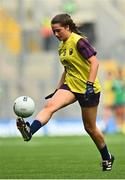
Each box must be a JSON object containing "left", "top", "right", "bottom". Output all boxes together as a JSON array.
[
  {"left": 59, "top": 49, "right": 66, "bottom": 56},
  {"left": 69, "top": 48, "right": 73, "bottom": 55}
]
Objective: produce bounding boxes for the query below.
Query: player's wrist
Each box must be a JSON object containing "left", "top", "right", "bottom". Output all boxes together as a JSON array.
[
  {"left": 86, "top": 81, "right": 94, "bottom": 86},
  {"left": 86, "top": 81, "right": 94, "bottom": 95},
  {"left": 45, "top": 89, "right": 58, "bottom": 99}
]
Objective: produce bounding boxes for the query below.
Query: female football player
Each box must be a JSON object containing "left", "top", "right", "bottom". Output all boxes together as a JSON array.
[{"left": 16, "top": 13, "right": 114, "bottom": 171}]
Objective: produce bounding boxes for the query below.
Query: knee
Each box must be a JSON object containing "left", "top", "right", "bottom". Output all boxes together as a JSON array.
[
  {"left": 44, "top": 101, "right": 57, "bottom": 114},
  {"left": 84, "top": 125, "right": 96, "bottom": 135}
]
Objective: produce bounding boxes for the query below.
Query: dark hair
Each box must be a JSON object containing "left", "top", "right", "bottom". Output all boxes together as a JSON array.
[{"left": 51, "top": 13, "right": 82, "bottom": 35}]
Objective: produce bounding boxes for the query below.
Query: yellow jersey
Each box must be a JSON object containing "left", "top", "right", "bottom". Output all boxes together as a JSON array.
[{"left": 58, "top": 32, "right": 101, "bottom": 94}]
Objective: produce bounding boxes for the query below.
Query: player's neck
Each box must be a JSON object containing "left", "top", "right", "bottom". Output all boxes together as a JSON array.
[{"left": 63, "top": 31, "right": 72, "bottom": 42}]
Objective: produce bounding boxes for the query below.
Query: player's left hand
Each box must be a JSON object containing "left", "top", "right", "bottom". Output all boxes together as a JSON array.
[
  {"left": 45, "top": 89, "right": 57, "bottom": 99},
  {"left": 84, "top": 81, "right": 94, "bottom": 101}
]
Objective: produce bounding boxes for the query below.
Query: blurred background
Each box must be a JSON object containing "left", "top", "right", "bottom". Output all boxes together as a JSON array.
[{"left": 0, "top": 0, "right": 125, "bottom": 136}]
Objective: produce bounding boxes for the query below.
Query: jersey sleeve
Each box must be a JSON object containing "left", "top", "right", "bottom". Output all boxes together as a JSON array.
[{"left": 76, "top": 38, "right": 97, "bottom": 59}]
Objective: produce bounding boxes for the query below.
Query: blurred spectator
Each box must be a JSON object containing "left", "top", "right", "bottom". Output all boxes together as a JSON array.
[
  {"left": 112, "top": 68, "right": 125, "bottom": 132},
  {"left": 40, "top": 18, "right": 53, "bottom": 51},
  {"left": 102, "top": 71, "right": 115, "bottom": 132}
]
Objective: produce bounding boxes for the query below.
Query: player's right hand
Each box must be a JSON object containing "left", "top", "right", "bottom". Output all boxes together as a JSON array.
[
  {"left": 45, "top": 89, "right": 57, "bottom": 99},
  {"left": 84, "top": 81, "right": 94, "bottom": 101}
]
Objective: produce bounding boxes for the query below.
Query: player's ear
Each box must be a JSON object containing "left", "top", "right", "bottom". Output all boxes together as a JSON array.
[{"left": 65, "top": 25, "right": 70, "bottom": 31}]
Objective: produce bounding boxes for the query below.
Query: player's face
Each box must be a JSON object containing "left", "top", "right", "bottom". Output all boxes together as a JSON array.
[{"left": 51, "top": 23, "right": 71, "bottom": 41}]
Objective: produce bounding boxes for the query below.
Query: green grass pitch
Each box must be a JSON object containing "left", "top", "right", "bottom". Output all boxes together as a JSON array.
[{"left": 0, "top": 134, "right": 124, "bottom": 179}]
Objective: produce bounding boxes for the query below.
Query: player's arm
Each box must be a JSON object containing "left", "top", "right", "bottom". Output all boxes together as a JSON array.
[
  {"left": 87, "top": 55, "right": 99, "bottom": 83},
  {"left": 77, "top": 38, "right": 98, "bottom": 83},
  {"left": 77, "top": 38, "right": 99, "bottom": 97},
  {"left": 45, "top": 69, "right": 66, "bottom": 99}
]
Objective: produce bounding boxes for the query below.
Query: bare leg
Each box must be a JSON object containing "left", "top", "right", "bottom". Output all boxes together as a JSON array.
[
  {"left": 16, "top": 89, "right": 76, "bottom": 141},
  {"left": 81, "top": 106, "right": 105, "bottom": 149},
  {"left": 81, "top": 106, "right": 115, "bottom": 171},
  {"left": 35, "top": 89, "right": 76, "bottom": 125}
]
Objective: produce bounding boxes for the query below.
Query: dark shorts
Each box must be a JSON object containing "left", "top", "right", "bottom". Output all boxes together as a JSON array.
[{"left": 59, "top": 84, "right": 100, "bottom": 107}]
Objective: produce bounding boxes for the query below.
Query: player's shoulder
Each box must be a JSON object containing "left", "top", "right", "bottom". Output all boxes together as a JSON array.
[
  {"left": 71, "top": 32, "right": 82, "bottom": 41},
  {"left": 71, "top": 33, "right": 89, "bottom": 47}
]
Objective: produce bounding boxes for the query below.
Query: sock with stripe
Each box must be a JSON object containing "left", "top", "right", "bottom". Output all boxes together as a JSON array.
[{"left": 30, "top": 120, "right": 43, "bottom": 135}]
